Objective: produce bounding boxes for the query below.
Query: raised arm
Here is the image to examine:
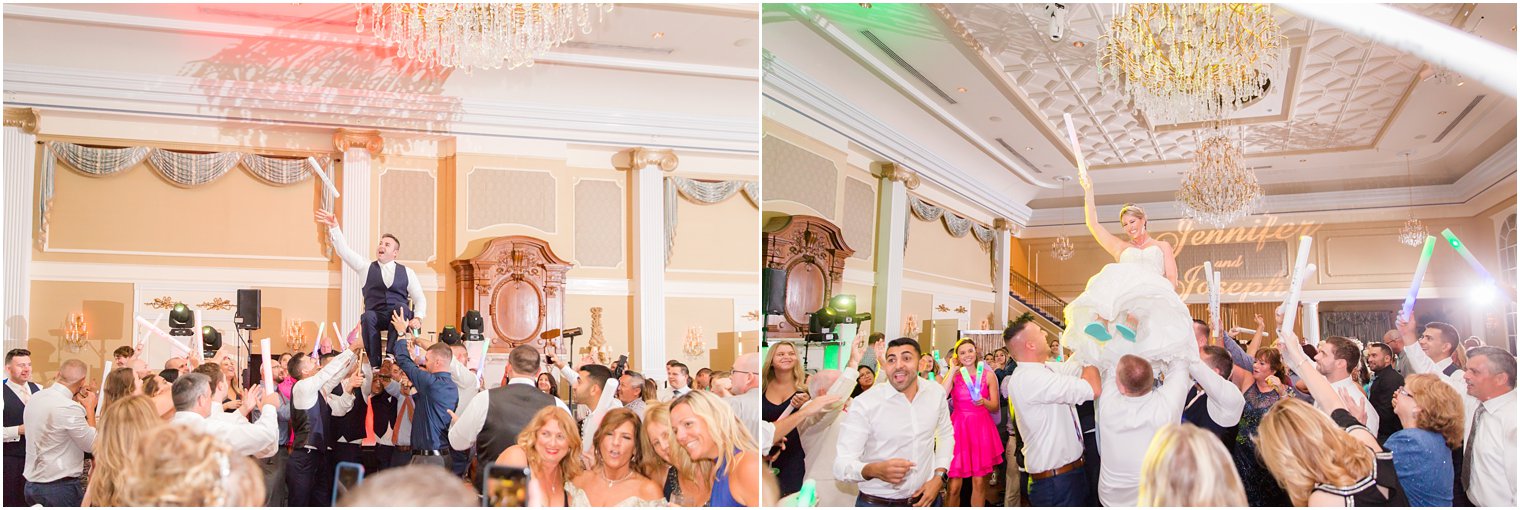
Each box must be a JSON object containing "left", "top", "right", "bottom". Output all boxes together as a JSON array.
[
  {"left": 314, "top": 209, "right": 367, "bottom": 272},
  {"left": 1188, "top": 359, "right": 1244, "bottom": 427},
  {"left": 1079, "top": 173, "right": 1129, "bottom": 260},
  {"left": 404, "top": 266, "right": 428, "bottom": 321},
  {"left": 1278, "top": 330, "right": 1380, "bottom": 451}
]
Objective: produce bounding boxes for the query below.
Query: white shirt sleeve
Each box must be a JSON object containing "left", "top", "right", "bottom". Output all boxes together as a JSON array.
[
  {"left": 219, "top": 404, "right": 279, "bottom": 459},
  {"left": 326, "top": 226, "right": 368, "bottom": 273},
  {"left": 832, "top": 396, "right": 871, "bottom": 483},
  {"left": 449, "top": 391, "right": 491, "bottom": 451},
  {"left": 3, "top": 425, "right": 18, "bottom": 442},
  {"left": 759, "top": 421, "right": 776, "bottom": 455},
  {"left": 404, "top": 266, "right": 427, "bottom": 319},
  {"left": 63, "top": 403, "right": 97, "bottom": 453},
  {"left": 1189, "top": 359, "right": 1244, "bottom": 427},
  {"left": 1402, "top": 341, "right": 1437, "bottom": 375},
  {"left": 553, "top": 364, "right": 579, "bottom": 386},
  {"left": 1030, "top": 366, "right": 1096, "bottom": 406},
  {"left": 328, "top": 388, "right": 356, "bottom": 417},
  {"left": 293, "top": 351, "right": 356, "bottom": 411},
  {"left": 932, "top": 391, "right": 955, "bottom": 472},
  {"left": 1159, "top": 362, "right": 1194, "bottom": 413}
]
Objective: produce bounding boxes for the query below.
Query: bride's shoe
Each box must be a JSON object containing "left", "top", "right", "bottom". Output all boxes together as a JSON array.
[
  {"left": 1114, "top": 323, "right": 1137, "bottom": 342},
  {"left": 1084, "top": 322, "right": 1113, "bottom": 342}
]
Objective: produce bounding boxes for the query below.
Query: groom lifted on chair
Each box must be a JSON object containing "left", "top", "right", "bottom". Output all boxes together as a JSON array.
[{"left": 315, "top": 209, "right": 427, "bottom": 369}]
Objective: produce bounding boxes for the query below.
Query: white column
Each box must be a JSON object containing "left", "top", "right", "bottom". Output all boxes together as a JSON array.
[
  {"left": 2, "top": 109, "right": 38, "bottom": 354},
  {"left": 1304, "top": 301, "right": 1321, "bottom": 346},
  {"left": 993, "top": 218, "right": 1014, "bottom": 329},
  {"left": 335, "top": 129, "right": 383, "bottom": 336},
  {"left": 616, "top": 148, "right": 678, "bottom": 376},
  {"left": 871, "top": 163, "right": 917, "bottom": 339}
]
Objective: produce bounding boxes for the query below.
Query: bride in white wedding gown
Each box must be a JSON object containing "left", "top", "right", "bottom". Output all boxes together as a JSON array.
[{"left": 1059, "top": 173, "right": 1198, "bottom": 369}]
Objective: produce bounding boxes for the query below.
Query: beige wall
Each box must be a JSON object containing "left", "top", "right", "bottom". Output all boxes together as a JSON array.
[{"left": 665, "top": 297, "right": 736, "bottom": 372}]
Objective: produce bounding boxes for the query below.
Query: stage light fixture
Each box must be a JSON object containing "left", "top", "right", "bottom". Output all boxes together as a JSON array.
[
  {"left": 201, "top": 326, "right": 223, "bottom": 358},
  {"left": 463, "top": 310, "right": 485, "bottom": 342},
  {"left": 168, "top": 303, "right": 195, "bottom": 337}
]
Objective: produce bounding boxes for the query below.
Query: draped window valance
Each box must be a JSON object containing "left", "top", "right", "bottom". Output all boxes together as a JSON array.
[
  {"left": 38, "top": 141, "right": 335, "bottom": 250},
  {"left": 664, "top": 176, "right": 759, "bottom": 266},
  {"left": 907, "top": 195, "right": 995, "bottom": 252}
]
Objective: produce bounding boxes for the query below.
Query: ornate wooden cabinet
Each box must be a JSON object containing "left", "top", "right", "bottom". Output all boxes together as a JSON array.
[
  {"left": 762, "top": 215, "right": 855, "bottom": 337},
  {"left": 450, "top": 236, "right": 573, "bottom": 352}
]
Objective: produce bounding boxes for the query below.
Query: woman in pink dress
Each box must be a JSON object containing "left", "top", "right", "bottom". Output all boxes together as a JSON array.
[{"left": 940, "top": 338, "right": 1004, "bottom": 506}]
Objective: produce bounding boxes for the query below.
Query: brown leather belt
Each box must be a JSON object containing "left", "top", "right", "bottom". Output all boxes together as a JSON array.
[
  {"left": 856, "top": 492, "right": 914, "bottom": 507},
  {"left": 1028, "top": 458, "right": 1084, "bottom": 481}
]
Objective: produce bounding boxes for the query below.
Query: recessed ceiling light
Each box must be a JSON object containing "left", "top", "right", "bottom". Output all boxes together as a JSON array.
[
  {"left": 1147, "top": 170, "right": 1153, "bottom": 174},
  {"left": 652, "top": 32, "right": 665, "bottom": 39},
  {"left": 989, "top": 116, "right": 1002, "bottom": 122},
  {"left": 957, "top": 87, "right": 968, "bottom": 93},
  {"left": 1072, "top": 41, "right": 1086, "bottom": 48},
  {"left": 1415, "top": 134, "right": 1428, "bottom": 140},
  {"left": 1025, "top": 147, "right": 1033, "bottom": 151},
  {"left": 1299, "top": 159, "right": 1307, "bottom": 163},
  {"left": 1457, "top": 81, "right": 1465, "bottom": 86},
  {"left": 1437, "top": 111, "right": 1448, "bottom": 115}
]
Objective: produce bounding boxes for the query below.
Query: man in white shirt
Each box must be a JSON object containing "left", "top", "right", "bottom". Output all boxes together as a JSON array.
[
  {"left": 662, "top": 360, "right": 692, "bottom": 401},
  {"left": 573, "top": 363, "right": 619, "bottom": 467},
  {"left": 449, "top": 345, "right": 568, "bottom": 464},
  {"left": 834, "top": 337, "right": 953, "bottom": 506},
  {"left": 1004, "top": 319, "right": 1100, "bottom": 507},
  {"left": 285, "top": 340, "right": 361, "bottom": 507},
  {"left": 169, "top": 372, "right": 281, "bottom": 458},
  {"left": 1313, "top": 336, "right": 1380, "bottom": 438},
  {"left": 1095, "top": 355, "right": 1194, "bottom": 506},
  {"left": 1397, "top": 319, "right": 1467, "bottom": 386},
  {"left": 21, "top": 359, "right": 97, "bottom": 507},
  {"left": 723, "top": 353, "right": 762, "bottom": 444},
  {"left": 4, "top": 349, "right": 39, "bottom": 507},
  {"left": 315, "top": 208, "right": 427, "bottom": 369},
  {"left": 1458, "top": 346, "right": 1516, "bottom": 507}
]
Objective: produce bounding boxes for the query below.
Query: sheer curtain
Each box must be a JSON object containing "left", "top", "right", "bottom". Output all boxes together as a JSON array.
[{"left": 1321, "top": 311, "right": 1396, "bottom": 344}]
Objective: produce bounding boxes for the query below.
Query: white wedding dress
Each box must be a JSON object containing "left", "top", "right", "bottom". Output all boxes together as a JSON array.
[
  {"left": 565, "top": 482, "right": 666, "bottom": 507},
  {"left": 1059, "top": 244, "right": 1197, "bottom": 369}
]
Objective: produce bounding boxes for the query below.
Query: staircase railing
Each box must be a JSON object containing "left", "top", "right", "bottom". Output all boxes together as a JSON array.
[{"left": 1009, "top": 270, "right": 1068, "bottom": 327}]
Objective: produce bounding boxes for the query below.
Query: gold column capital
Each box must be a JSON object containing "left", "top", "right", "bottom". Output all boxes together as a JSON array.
[
  {"left": 993, "top": 218, "right": 1018, "bottom": 233},
  {"left": 4, "top": 108, "right": 39, "bottom": 134},
  {"left": 874, "top": 162, "right": 921, "bottom": 190},
  {"left": 333, "top": 128, "right": 384, "bottom": 155},
  {"left": 613, "top": 147, "right": 679, "bottom": 172}
]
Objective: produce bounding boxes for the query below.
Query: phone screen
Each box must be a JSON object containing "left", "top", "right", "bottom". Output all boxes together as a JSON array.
[
  {"left": 482, "top": 463, "right": 531, "bottom": 507},
  {"left": 333, "top": 462, "right": 365, "bottom": 506}
]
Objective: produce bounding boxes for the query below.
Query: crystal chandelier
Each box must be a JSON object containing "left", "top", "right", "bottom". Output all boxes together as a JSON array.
[
  {"left": 681, "top": 326, "right": 705, "bottom": 359},
  {"left": 1175, "top": 130, "right": 1263, "bottom": 228},
  {"left": 356, "top": 3, "right": 613, "bottom": 73},
  {"left": 1051, "top": 176, "right": 1075, "bottom": 261},
  {"left": 1099, "top": 3, "right": 1285, "bottom": 124},
  {"left": 1398, "top": 152, "right": 1428, "bottom": 247}
]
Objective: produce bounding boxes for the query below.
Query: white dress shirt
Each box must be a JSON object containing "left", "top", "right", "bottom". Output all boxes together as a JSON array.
[
  {"left": 1006, "top": 360, "right": 1094, "bottom": 473},
  {"left": 293, "top": 351, "right": 355, "bottom": 414},
  {"left": 22, "top": 384, "right": 95, "bottom": 483},
  {"left": 1188, "top": 359, "right": 1245, "bottom": 428},
  {"left": 448, "top": 357, "right": 477, "bottom": 415},
  {"left": 725, "top": 387, "right": 762, "bottom": 445},
  {"left": 578, "top": 378, "right": 622, "bottom": 466},
  {"left": 1464, "top": 389, "right": 1516, "bottom": 507},
  {"left": 800, "top": 370, "right": 861, "bottom": 507},
  {"left": 659, "top": 386, "right": 691, "bottom": 402},
  {"left": 1319, "top": 376, "right": 1379, "bottom": 439},
  {"left": 172, "top": 407, "right": 279, "bottom": 458},
  {"left": 1096, "top": 361, "right": 1193, "bottom": 507},
  {"left": 448, "top": 377, "right": 570, "bottom": 451},
  {"left": 833, "top": 377, "right": 954, "bottom": 500},
  {"left": 1401, "top": 344, "right": 1465, "bottom": 393},
  {"left": 327, "top": 226, "right": 427, "bottom": 319},
  {"left": 3, "top": 380, "right": 34, "bottom": 443}
]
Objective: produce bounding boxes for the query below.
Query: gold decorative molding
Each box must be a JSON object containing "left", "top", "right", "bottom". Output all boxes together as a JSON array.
[
  {"left": 3, "top": 108, "right": 39, "bottom": 134},
  {"left": 993, "top": 218, "right": 1017, "bottom": 232},
  {"left": 874, "top": 162, "right": 921, "bottom": 190},
  {"left": 144, "top": 296, "right": 177, "bottom": 310},
  {"left": 743, "top": 310, "right": 760, "bottom": 322},
  {"left": 196, "top": 297, "right": 235, "bottom": 311},
  {"left": 333, "top": 128, "right": 384, "bottom": 155},
  {"left": 612, "top": 147, "right": 679, "bottom": 172}
]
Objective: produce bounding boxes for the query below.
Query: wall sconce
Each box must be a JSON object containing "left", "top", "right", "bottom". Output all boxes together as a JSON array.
[
  {"left": 284, "top": 319, "right": 307, "bottom": 354},
  {"left": 63, "top": 313, "right": 89, "bottom": 353},
  {"left": 682, "top": 326, "right": 705, "bottom": 359}
]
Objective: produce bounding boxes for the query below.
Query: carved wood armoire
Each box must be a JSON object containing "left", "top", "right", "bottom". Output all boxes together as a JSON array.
[
  {"left": 762, "top": 215, "right": 855, "bottom": 338},
  {"left": 450, "top": 236, "right": 573, "bottom": 354}
]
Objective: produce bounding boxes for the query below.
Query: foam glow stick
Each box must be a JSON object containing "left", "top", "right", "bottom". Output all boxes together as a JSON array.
[
  {"left": 1233, "top": 328, "right": 1270, "bottom": 337},
  {"left": 260, "top": 338, "right": 274, "bottom": 391},
  {"left": 311, "top": 321, "right": 325, "bottom": 358},
  {"left": 474, "top": 340, "right": 489, "bottom": 386},
  {"left": 192, "top": 310, "right": 205, "bottom": 362},
  {"left": 135, "top": 312, "right": 164, "bottom": 352},
  {"left": 1279, "top": 236, "right": 1314, "bottom": 335},
  {"left": 1062, "top": 113, "right": 1089, "bottom": 181},
  {"left": 97, "top": 361, "right": 112, "bottom": 415},
  {"left": 1205, "top": 261, "right": 1221, "bottom": 343},
  {"left": 135, "top": 316, "right": 192, "bottom": 355},
  {"left": 306, "top": 156, "right": 340, "bottom": 198},
  {"left": 1400, "top": 235, "right": 1437, "bottom": 322},
  {"left": 795, "top": 479, "right": 817, "bottom": 507}
]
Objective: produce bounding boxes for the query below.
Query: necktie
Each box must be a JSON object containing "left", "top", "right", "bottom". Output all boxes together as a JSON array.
[
  {"left": 392, "top": 396, "right": 413, "bottom": 443},
  {"left": 364, "top": 395, "right": 376, "bottom": 446},
  {"left": 1462, "top": 403, "right": 1485, "bottom": 495}
]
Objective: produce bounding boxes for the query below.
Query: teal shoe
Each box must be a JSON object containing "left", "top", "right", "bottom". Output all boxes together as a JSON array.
[
  {"left": 1115, "top": 323, "right": 1137, "bottom": 342},
  {"left": 1084, "top": 322, "right": 1112, "bottom": 342}
]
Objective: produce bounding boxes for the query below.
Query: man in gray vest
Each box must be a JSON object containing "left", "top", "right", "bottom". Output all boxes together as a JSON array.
[{"left": 448, "top": 345, "right": 568, "bottom": 466}]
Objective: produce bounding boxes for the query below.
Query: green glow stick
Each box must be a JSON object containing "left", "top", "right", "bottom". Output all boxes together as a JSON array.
[{"left": 795, "top": 479, "right": 817, "bottom": 507}]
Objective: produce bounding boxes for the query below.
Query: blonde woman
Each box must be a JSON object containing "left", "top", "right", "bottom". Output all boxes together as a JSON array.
[
  {"left": 761, "top": 341, "right": 808, "bottom": 495},
  {"left": 671, "top": 390, "right": 761, "bottom": 507},
  {"left": 1257, "top": 330, "right": 1409, "bottom": 506},
  {"left": 568, "top": 408, "right": 664, "bottom": 506},
  {"left": 81, "top": 395, "right": 163, "bottom": 506},
  {"left": 639, "top": 401, "right": 689, "bottom": 503},
  {"left": 1138, "top": 423, "right": 1247, "bottom": 506},
  {"left": 119, "top": 424, "right": 266, "bottom": 506},
  {"left": 496, "top": 406, "right": 582, "bottom": 507},
  {"left": 1385, "top": 373, "right": 1465, "bottom": 506}
]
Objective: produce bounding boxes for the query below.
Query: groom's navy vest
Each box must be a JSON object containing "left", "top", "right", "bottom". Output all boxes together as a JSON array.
[
  {"left": 3, "top": 380, "right": 40, "bottom": 459},
  {"left": 363, "top": 261, "right": 410, "bottom": 312}
]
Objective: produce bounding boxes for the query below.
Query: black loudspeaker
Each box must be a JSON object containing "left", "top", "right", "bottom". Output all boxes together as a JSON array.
[
  {"left": 235, "top": 289, "right": 261, "bottom": 330},
  {"left": 762, "top": 268, "right": 786, "bottom": 315}
]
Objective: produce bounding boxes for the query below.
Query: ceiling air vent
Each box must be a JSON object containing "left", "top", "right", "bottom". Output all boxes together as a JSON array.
[
  {"left": 995, "top": 138, "right": 1041, "bottom": 173},
  {"left": 1432, "top": 95, "right": 1483, "bottom": 144},
  {"left": 860, "top": 30, "right": 957, "bottom": 104}
]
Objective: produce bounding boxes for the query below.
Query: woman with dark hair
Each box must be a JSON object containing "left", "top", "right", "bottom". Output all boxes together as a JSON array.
[
  {"left": 851, "top": 365, "right": 875, "bottom": 398},
  {"left": 1231, "top": 347, "right": 1310, "bottom": 506},
  {"left": 536, "top": 372, "right": 558, "bottom": 397}
]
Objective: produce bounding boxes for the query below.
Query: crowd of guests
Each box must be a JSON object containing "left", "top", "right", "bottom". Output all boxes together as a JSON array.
[
  {"left": 4, "top": 313, "right": 762, "bottom": 507},
  {"left": 760, "top": 310, "right": 1517, "bottom": 507}
]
